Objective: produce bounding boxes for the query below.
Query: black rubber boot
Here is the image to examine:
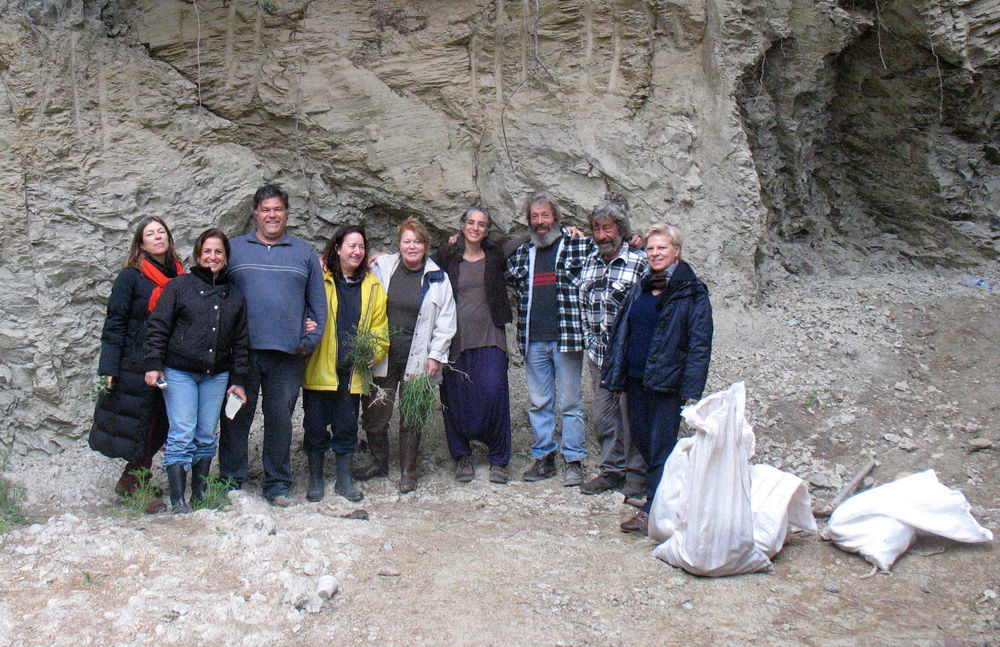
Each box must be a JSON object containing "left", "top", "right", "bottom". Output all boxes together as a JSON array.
[
  {"left": 306, "top": 452, "right": 325, "bottom": 503},
  {"left": 334, "top": 452, "right": 363, "bottom": 502},
  {"left": 166, "top": 464, "right": 191, "bottom": 514},
  {"left": 189, "top": 456, "right": 212, "bottom": 505}
]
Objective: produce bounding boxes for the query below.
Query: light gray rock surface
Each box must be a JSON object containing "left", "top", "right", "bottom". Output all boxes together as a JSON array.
[{"left": 0, "top": 0, "right": 997, "bottom": 453}]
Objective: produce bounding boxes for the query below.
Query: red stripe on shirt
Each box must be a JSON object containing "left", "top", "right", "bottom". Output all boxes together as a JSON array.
[{"left": 533, "top": 271, "right": 556, "bottom": 286}]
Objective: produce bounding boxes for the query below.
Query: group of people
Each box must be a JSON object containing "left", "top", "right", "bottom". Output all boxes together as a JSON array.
[{"left": 91, "top": 183, "right": 713, "bottom": 535}]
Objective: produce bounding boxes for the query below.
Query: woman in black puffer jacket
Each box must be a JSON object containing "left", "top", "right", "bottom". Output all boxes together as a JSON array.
[
  {"left": 144, "top": 229, "right": 249, "bottom": 513},
  {"left": 91, "top": 216, "right": 184, "bottom": 511}
]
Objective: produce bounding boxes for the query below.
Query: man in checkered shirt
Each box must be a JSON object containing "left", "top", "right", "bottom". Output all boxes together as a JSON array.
[
  {"left": 576, "top": 199, "right": 649, "bottom": 500},
  {"left": 505, "top": 191, "right": 595, "bottom": 486}
]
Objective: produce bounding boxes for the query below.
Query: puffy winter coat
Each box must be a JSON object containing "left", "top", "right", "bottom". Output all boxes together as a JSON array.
[
  {"left": 370, "top": 253, "right": 457, "bottom": 385},
  {"left": 90, "top": 266, "right": 170, "bottom": 461},
  {"left": 601, "top": 260, "right": 713, "bottom": 400},
  {"left": 302, "top": 270, "right": 389, "bottom": 394},
  {"left": 143, "top": 265, "right": 250, "bottom": 383}
]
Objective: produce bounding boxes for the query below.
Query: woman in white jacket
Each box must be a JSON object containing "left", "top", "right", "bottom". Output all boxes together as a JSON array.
[{"left": 358, "top": 217, "right": 457, "bottom": 493}]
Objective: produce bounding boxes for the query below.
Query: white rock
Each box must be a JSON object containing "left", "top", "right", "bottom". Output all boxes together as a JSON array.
[{"left": 316, "top": 575, "right": 339, "bottom": 600}]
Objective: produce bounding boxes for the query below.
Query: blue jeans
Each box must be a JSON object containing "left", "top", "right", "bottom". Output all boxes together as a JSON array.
[
  {"left": 161, "top": 367, "right": 229, "bottom": 467},
  {"left": 524, "top": 341, "right": 585, "bottom": 462},
  {"left": 218, "top": 350, "right": 306, "bottom": 499}
]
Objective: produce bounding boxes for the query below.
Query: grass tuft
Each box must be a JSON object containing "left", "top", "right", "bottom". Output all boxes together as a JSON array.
[
  {"left": 191, "top": 475, "right": 234, "bottom": 511},
  {"left": 118, "top": 468, "right": 160, "bottom": 516},
  {"left": 0, "top": 449, "right": 28, "bottom": 533}
]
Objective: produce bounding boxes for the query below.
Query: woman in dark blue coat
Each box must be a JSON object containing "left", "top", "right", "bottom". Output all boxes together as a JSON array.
[
  {"left": 91, "top": 216, "right": 184, "bottom": 510},
  {"left": 602, "top": 223, "right": 713, "bottom": 535}
]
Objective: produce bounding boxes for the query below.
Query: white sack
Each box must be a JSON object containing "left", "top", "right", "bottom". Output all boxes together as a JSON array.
[
  {"left": 651, "top": 382, "right": 773, "bottom": 576},
  {"left": 749, "top": 464, "right": 818, "bottom": 557},
  {"left": 647, "top": 437, "right": 694, "bottom": 543},
  {"left": 827, "top": 469, "right": 993, "bottom": 571}
]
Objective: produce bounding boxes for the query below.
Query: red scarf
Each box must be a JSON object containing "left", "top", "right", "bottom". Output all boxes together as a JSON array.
[{"left": 141, "top": 258, "right": 184, "bottom": 312}]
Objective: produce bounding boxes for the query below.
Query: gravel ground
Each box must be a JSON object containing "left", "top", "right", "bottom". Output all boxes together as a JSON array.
[{"left": 3, "top": 268, "right": 999, "bottom": 646}]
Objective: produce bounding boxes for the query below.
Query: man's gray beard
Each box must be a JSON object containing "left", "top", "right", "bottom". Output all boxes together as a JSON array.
[{"left": 530, "top": 228, "right": 561, "bottom": 248}]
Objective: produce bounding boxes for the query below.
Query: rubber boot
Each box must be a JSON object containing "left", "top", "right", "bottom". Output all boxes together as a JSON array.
[
  {"left": 354, "top": 432, "right": 389, "bottom": 481},
  {"left": 398, "top": 429, "right": 420, "bottom": 494},
  {"left": 306, "top": 452, "right": 325, "bottom": 502},
  {"left": 189, "top": 456, "right": 212, "bottom": 505},
  {"left": 166, "top": 463, "right": 191, "bottom": 514},
  {"left": 334, "top": 453, "right": 363, "bottom": 502}
]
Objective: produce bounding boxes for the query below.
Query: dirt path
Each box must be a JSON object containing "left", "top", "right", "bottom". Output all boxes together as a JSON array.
[{"left": 3, "top": 270, "right": 998, "bottom": 646}]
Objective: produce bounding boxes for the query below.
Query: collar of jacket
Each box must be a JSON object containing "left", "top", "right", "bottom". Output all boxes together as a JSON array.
[
  {"left": 190, "top": 264, "right": 230, "bottom": 286},
  {"left": 642, "top": 261, "right": 697, "bottom": 296}
]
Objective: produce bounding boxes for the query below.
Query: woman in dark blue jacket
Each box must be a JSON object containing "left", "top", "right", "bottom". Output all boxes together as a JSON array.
[{"left": 602, "top": 223, "right": 713, "bottom": 535}]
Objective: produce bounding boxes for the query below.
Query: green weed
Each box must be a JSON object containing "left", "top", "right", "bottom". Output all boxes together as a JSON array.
[
  {"left": 118, "top": 468, "right": 160, "bottom": 516},
  {"left": 191, "top": 475, "right": 234, "bottom": 511},
  {"left": 0, "top": 449, "right": 27, "bottom": 533}
]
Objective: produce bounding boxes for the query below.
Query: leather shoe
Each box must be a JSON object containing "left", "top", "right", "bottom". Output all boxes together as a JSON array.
[
  {"left": 454, "top": 456, "right": 474, "bottom": 483},
  {"left": 620, "top": 511, "right": 648, "bottom": 535}
]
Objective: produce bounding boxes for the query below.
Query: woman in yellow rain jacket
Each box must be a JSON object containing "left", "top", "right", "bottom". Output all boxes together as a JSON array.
[{"left": 302, "top": 225, "right": 389, "bottom": 503}]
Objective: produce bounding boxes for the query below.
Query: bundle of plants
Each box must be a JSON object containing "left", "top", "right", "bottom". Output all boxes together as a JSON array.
[
  {"left": 344, "top": 327, "right": 388, "bottom": 396},
  {"left": 399, "top": 373, "right": 440, "bottom": 433}
]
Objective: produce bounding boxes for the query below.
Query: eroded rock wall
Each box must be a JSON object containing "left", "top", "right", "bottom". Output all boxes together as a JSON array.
[
  {"left": 1, "top": 0, "right": 996, "bottom": 453},
  {"left": 737, "top": 0, "right": 1000, "bottom": 278}
]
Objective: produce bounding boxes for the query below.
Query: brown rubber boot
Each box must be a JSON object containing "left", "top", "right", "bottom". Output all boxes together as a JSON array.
[
  {"left": 354, "top": 432, "right": 389, "bottom": 481},
  {"left": 398, "top": 429, "right": 420, "bottom": 494}
]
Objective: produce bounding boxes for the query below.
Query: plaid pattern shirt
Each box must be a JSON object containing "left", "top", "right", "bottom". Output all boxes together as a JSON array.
[
  {"left": 505, "top": 229, "right": 595, "bottom": 355},
  {"left": 577, "top": 242, "right": 648, "bottom": 367}
]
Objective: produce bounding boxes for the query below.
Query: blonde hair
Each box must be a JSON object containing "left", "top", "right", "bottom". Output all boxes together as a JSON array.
[
  {"left": 645, "top": 223, "right": 682, "bottom": 250},
  {"left": 397, "top": 217, "right": 429, "bottom": 245}
]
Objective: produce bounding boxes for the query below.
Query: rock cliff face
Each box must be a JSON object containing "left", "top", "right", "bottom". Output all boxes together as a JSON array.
[{"left": 0, "top": 0, "right": 997, "bottom": 453}]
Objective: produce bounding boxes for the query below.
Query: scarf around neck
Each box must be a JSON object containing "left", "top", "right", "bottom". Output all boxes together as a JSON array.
[{"left": 140, "top": 256, "right": 183, "bottom": 312}]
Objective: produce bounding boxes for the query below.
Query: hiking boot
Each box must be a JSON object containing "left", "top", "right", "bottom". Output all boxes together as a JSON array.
[
  {"left": 564, "top": 461, "right": 584, "bottom": 487},
  {"left": 620, "top": 510, "right": 648, "bottom": 535},
  {"left": 489, "top": 464, "right": 509, "bottom": 484},
  {"left": 306, "top": 452, "right": 325, "bottom": 502},
  {"left": 522, "top": 453, "right": 557, "bottom": 482},
  {"left": 580, "top": 471, "right": 625, "bottom": 495},
  {"left": 334, "top": 453, "right": 363, "bottom": 503},
  {"left": 454, "top": 456, "right": 474, "bottom": 483},
  {"left": 166, "top": 463, "right": 191, "bottom": 514}
]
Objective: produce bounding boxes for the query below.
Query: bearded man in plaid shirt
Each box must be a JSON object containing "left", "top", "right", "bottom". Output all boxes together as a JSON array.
[
  {"left": 576, "top": 199, "right": 648, "bottom": 501},
  {"left": 505, "top": 191, "right": 595, "bottom": 486}
]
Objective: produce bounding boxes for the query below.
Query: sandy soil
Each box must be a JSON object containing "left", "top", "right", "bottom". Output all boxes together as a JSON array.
[{"left": 2, "top": 269, "right": 998, "bottom": 646}]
